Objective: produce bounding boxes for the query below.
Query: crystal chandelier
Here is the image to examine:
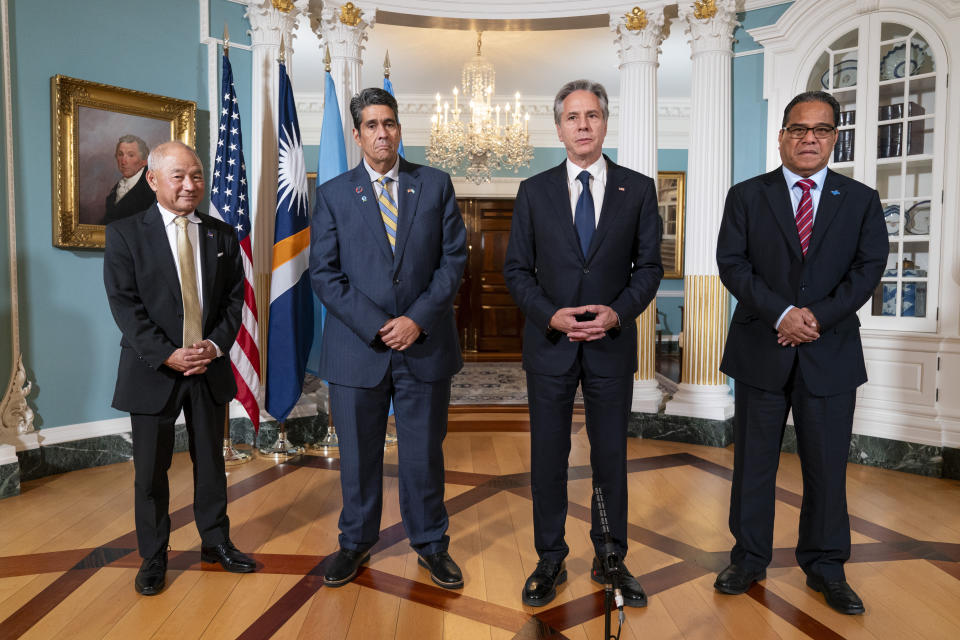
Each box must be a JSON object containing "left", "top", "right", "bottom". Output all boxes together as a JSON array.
[{"left": 426, "top": 32, "right": 534, "bottom": 185}]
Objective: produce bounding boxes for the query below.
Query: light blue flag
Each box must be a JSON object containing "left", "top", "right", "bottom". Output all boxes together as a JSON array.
[
  {"left": 306, "top": 71, "right": 348, "bottom": 376},
  {"left": 383, "top": 76, "right": 405, "bottom": 158}
]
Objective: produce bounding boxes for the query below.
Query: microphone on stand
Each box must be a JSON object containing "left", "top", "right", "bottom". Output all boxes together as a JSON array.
[{"left": 594, "top": 486, "right": 624, "bottom": 612}]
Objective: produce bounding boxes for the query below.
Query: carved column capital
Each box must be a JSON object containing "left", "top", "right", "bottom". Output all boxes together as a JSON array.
[
  {"left": 610, "top": 6, "right": 668, "bottom": 66},
  {"left": 246, "top": 0, "right": 308, "bottom": 49},
  {"left": 317, "top": 2, "right": 375, "bottom": 63},
  {"left": 679, "top": 0, "right": 738, "bottom": 55}
]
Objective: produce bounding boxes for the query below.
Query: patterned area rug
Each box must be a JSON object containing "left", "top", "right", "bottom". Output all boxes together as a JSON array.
[{"left": 450, "top": 362, "right": 678, "bottom": 405}]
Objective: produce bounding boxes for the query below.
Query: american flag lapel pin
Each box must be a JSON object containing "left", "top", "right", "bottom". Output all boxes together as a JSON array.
[
  {"left": 207, "top": 230, "right": 215, "bottom": 238},
  {"left": 618, "top": 186, "right": 625, "bottom": 191}
]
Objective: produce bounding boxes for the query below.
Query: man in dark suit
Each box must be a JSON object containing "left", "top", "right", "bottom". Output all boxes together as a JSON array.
[
  {"left": 104, "top": 134, "right": 156, "bottom": 225},
  {"left": 104, "top": 141, "right": 256, "bottom": 596},
  {"left": 503, "top": 79, "right": 662, "bottom": 607},
  {"left": 310, "top": 88, "right": 467, "bottom": 590},
  {"left": 714, "top": 91, "right": 888, "bottom": 614}
]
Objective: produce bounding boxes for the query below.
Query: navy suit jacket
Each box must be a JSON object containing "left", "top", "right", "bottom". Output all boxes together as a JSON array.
[
  {"left": 309, "top": 158, "right": 467, "bottom": 388},
  {"left": 503, "top": 157, "right": 663, "bottom": 376},
  {"left": 103, "top": 204, "right": 244, "bottom": 413},
  {"left": 717, "top": 167, "right": 888, "bottom": 396}
]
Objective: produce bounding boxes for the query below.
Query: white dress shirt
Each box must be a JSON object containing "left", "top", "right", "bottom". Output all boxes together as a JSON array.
[
  {"left": 157, "top": 204, "right": 221, "bottom": 354},
  {"left": 775, "top": 164, "right": 829, "bottom": 329},
  {"left": 114, "top": 167, "right": 145, "bottom": 203},
  {"left": 565, "top": 156, "right": 606, "bottom": 228},
  {"left": 364, "top": 157, "right": 401, "bottom": 210}
]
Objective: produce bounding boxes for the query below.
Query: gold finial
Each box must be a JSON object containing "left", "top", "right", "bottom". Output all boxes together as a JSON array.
[
  {"left": 223, "top": 23, "right": 230, "bottom": 57},
  {"left": 279, "top": 38, "right": 286, "bottom": 64},
  {"left": 476, "top": 31, "right": 483, "bottom": 56},
  {"left": 340, "top": 2, "right": 362, "bottom": 27},
  {"left": 384, "top": 50, "right": 391, "bottom": 78},
  {"left": 694, "top": 0, "right": 718, "bottom": 20},
  {"left": 324, "top": 45, "right": 332, "bottom": 72},
  {"left": 271, "top": 0, "right": 294, "bottom": 12},
  {"left": 624, "top": 7, "right": 648, "bottom": 31}
]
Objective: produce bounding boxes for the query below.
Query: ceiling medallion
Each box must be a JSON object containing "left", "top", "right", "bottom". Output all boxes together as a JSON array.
[
  {"left": 694, "top": 0, "right": 719, "bottom": 20},
  {"left": 426, "top": 32, "right": 534, "bottom": 185},
  {"left": 624, "top": 7, "right": 648, "bottom": 31},
  {"left": 340, "top": 2, "right": 362, "bottom": 27}
]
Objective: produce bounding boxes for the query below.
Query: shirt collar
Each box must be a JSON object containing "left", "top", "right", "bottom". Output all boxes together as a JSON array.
[
  {"left": 157, "top": 203, "right": 200, "bottom": 227},
  {"left": 120, "top": 167, "right": 144, "bottom": 186},
  {"left": 782, "top": 164, "right": 828, "bottom": 191},
  {"left": 566, "top": 155, "right": 606, "bottom": 185},
  {"left": 363, "top": 156, "right": 400, "bottom": 184}
]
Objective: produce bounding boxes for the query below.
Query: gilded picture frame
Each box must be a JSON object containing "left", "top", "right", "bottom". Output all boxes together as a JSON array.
[
  {"left": 51, "top": 75, "right": 196, "bottom": 249},
  {"left": 657, "top": 171, "right": 685, "bottom": 279}
]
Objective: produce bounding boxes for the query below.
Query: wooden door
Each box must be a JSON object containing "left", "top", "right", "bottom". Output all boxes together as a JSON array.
[{"left": 455, "top": 198, "right": 523, "bottom": 357}]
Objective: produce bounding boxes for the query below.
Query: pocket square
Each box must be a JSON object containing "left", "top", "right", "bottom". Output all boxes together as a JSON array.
[{"left": 217, "top": 251, "right": 224, "bottom": 257}]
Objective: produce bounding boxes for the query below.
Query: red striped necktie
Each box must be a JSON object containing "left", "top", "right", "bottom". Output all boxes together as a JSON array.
[{"left": 795, "top": 178, "right": 815, "bottom": 255}]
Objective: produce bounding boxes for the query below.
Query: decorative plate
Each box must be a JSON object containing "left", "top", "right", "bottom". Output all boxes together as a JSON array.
[
  {"left": 905, "top": 200, "right": 930, "bottom": 235},
  {"left": 821, "top": 59, "right": 858, "bottom": 90},
  {"left": 880, "top": 42, "right": 929, "bottom": 81},
  {"left": 883, "top": 204, "right": 900, "bottom": 235}
]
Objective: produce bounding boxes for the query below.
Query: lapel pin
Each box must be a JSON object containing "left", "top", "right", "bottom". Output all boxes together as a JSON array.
[
  {"left": 355, "top": 186, "right": 363, "bottom": 194},
  {"left": 407, "top": 188, "right": 415, "bottom": 194},
  {"left": 618, "top": 186, "right": 625, "bottom": 191},
  {"left": 361, "top": 195, "right": 368, "bottom": 202},
  {"left": 831, "top": 189, "right": 840, "bottom": 195},
  {"left": 207, "top": 230, "right": 214, "bottom": 238}
]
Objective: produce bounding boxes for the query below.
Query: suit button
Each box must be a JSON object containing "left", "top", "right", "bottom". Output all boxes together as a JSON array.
[
  {"left": 393, "top": 278, "right": 400, "bottom": 285},
  {"left": 583, "top": 268, "right": 590, "bottom": 274}
]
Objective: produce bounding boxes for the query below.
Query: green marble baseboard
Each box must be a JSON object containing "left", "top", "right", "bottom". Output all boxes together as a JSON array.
[
  {"left": 943, "top": 447, "right": 960, "bottom": 480},
  {"left": 0, "top": 462, "right": 19, "bottom": 499},
  {"left": 628, "top": 412, "right": 733, "bottom": 447}
]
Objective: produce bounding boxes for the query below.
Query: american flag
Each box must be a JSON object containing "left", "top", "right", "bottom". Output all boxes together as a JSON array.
[{"left": 209, "top": 53, "right": 261, "bottom": 432}]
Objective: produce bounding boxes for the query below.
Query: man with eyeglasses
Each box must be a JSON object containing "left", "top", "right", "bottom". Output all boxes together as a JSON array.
[{"left": 714, "top": 91, "right": 888, "bottom": 615}]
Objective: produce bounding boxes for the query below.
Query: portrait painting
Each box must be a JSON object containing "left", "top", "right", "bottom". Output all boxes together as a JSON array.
[{"left": 51, "top": 75, "right": 196, "bottom": 249}]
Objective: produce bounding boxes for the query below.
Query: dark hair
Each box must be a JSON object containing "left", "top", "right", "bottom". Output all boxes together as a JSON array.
[
  {"left": 781, "top": 91, "right": 841, "bottom": 128},
  {"left": 349, "top": 87, "right": 399, "bottom": 130},
  {"left": 553, "top": 79, "right": 609, "bottom": 125}
]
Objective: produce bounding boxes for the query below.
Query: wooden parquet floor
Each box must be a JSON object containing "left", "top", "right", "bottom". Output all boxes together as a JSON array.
[{"left": 1, "top": 414, "right": 959, "bottom": 640}]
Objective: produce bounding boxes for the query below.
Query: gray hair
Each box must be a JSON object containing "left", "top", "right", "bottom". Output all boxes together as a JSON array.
[
  {"left": 553, "top": 80, "right": 609, "bottom": 125},
  {"left": 116, "top": 134, "right": 149, "bottom": 161},
  {"left": 349, "top": 87, "right": 399, "bottom": 130},
  {"left": 146, "top": 140, "right": 201, "bottom": 172}
]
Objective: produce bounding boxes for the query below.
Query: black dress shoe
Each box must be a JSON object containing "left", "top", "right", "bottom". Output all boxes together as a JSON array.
[
  {"left": 522, "top": 559, "right": 567, "bottom": 607},
  {"left": 591, "top": 557, "right": 648, "bottom": 608},
  {"left": 806, "top": 574, "right": 865, "bottom": 615},
  {"left": 201, "top": 539, "right": 256, "bottom": 573},
  {"left": 135, "top": 551, "right": 167, "bottom": 596},
  {"left": 714, "top": 563, "right": 766, "bottom": 595},
  {"left": 323, "top": 548, "right": 370, "bottom": 587},
  {"left": 418, "top": 551, "right": 464, "bottom": 589}
]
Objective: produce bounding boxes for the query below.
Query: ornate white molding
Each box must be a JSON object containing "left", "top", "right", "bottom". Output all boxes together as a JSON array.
[
  {"left": 679, "top": 0, "right": 738, "bottom": 55},
  {"left": 610, "top": 6, "right": 668, "bottom": 66},
  {"left": 246, "top": 0, "right": 308, "bottom": 49},
  {"left": 318, "top": 2, "right": 375, "bottom": 64}
]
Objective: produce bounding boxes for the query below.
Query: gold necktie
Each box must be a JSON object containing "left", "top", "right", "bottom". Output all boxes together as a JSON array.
[{"left": 174, "top": 216, "right": 203, "bottom": 347}]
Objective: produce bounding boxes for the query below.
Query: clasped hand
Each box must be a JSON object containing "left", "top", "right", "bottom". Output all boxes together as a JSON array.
[
  {"left": 777, "top": 307, "right": 821, "bottom": 347},
  {"left": 379, "top": 316, "right": 422, "bottom": 351},
  {"left": 550, "top": 305, "right": 619, "bottom": 342},
  {"left": 164, "top": 341, "right": 217, "bottom": 376}
]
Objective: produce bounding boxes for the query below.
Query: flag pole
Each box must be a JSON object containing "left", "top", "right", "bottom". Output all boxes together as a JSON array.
[{"left": 219, "top": 22, "right": 252, "bottom": 466}]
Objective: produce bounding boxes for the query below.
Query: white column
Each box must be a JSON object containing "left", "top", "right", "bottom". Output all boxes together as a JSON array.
[
  {"left": 245, "top": 0, "right": 307, "bottom": 381},
  {"left": 664, "top": 0, "right": 737, "bottom": 421},
  {"left": 317, "top": 2, "right": 374, "bottom": 169},
  {"left": 611, "top": 7, "right": 669, "bottom": 413}
]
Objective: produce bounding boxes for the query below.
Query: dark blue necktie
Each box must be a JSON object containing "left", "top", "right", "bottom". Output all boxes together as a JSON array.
[{"left": 574, "top": 170, "right": 594, "bottom": 257}]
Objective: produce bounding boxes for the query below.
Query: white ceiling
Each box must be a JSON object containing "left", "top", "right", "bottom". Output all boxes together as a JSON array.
[{"left": 290, "top": 18, "right": 693, "bottom": 101}]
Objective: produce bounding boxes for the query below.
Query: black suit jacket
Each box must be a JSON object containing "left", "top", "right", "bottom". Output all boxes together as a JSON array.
[
  {"left": 503, "top": 157, "right": 663, "bottom": 376},
  {"left": 103, "top": 204, "right": 244, "bottom": 413},
  {"left": 717, "top": 167, "right": 888, "bottom": 396},
  {"left": 104, "top": 170, "right": 156, "bottom": 225}
]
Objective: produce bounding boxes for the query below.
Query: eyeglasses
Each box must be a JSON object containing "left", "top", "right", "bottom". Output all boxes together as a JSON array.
[{"left": 782, "top": 125, "right": 837, "bottom": 139}]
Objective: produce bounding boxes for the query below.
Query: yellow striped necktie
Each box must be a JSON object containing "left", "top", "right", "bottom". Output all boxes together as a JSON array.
[{"left": 376, "top": 175, "right": 398, "bottom": 252}]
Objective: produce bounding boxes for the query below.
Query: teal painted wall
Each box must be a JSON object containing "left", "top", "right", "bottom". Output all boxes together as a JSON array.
[
  {"left": 0, "top": 30, "right": 9, "bottom": 389},
  {"left": 9, "top": 0, "right": 249, "bottom": 428}
]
